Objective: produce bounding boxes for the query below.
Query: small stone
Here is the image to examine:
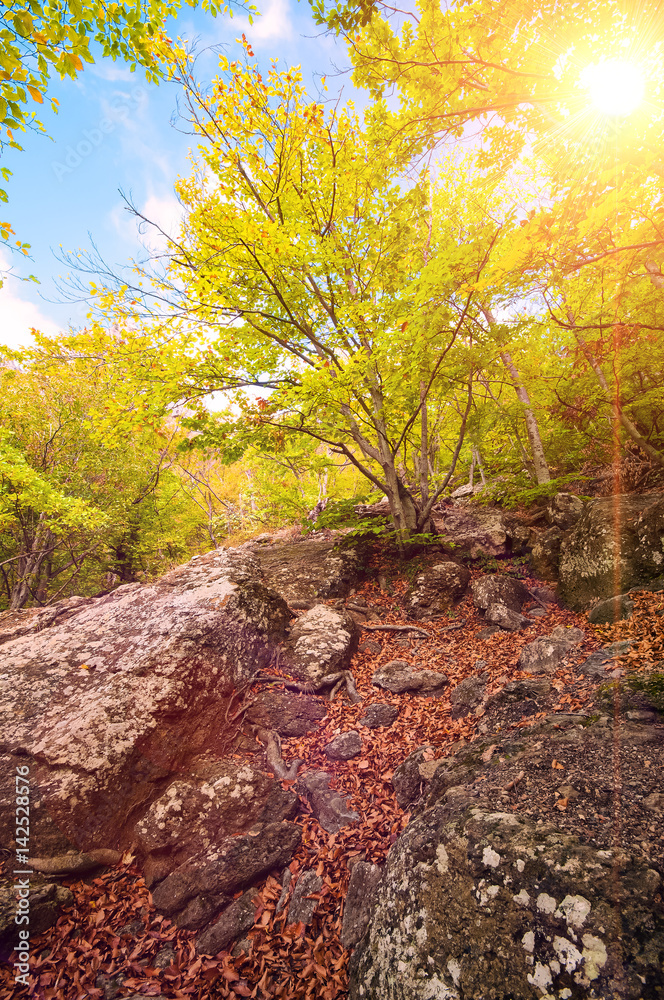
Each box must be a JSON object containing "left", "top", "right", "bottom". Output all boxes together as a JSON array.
[
  {"left": 324, "top": 731, "right": 362, "bottom": 760},
  {"left": 287, "top": 870, "right": 323, "bottom": 926},
  {"left": 485, "top": 604, "right": 532, "bottom": 632},
  {"left": 358, "top": 703, "right": 399, "bottom": 729},
  {"left": 588, "top": 594, "right": 635, "bottom": 624},
  {"left": 195, "top": 890, "right": 257, "bottom": 955}
]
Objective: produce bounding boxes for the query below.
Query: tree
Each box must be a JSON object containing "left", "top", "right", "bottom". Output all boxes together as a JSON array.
[
  {"left": 0, "top": 0, "right": 255, "bottom": 262},
  {"left": 73, "top": 49, "right": 516, "bottom": 551}
]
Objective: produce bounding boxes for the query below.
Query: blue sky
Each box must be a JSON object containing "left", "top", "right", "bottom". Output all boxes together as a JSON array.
[{"left": 0, "top": 0, "right": 354, "bottom": 348}]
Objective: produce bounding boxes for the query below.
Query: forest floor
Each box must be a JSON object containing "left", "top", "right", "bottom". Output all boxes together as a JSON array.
[{"left": 2, "top": 546, "right": 664, "bottom": 1000}]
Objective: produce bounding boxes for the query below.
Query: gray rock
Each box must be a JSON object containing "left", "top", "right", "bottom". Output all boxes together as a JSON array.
[
  {"left": 546, "top": 492, "right": 585, "bottom": 530},
  {"left": 150, "top": 821, "right": 301, "bottom": 916},
  {"left": 450, "top": 673, "right": 488, "bottom": 719},
  {"left": 559, "top": 493, "right": 664, "bottom": 610},
  {"left": 477, "top": 626, "right": 500, "bottom": 639},
  {"left": 297, "top": 770, "right": 360, "bottom": 833},
  {"left": 245, "top": 691, "right": 327, "bottom": 737},
  {"left": 434, "top": 506, "right": 511, "bottom": 559},
  {"left": 358, "top": 703, "right": 399, "bottom": 729},
  {"left": 324, "top": 730, "right": 362, "bottom": 760},
  {"left": 175, "top": 892, "right": 230, "bottom": 931},
  {"left": 391, "top": 747, "right": 435, "bottom": 808},
  {"left": 134, "top": 762, "right": 297, "bottom": 859},
  {"left": 196, "top": 889, "right": 257, "bottom": 955},
  {"left": 287, "top": 869, "right": 323, "bottom": 926},
  {"left": 529, "top": 585, "right": 558, "bottom": 605},
  {"left": 484, "top": 603, "right": 532, "bottom": 631},
  {"left": 282, "top": 604, "right": 359, "bottom": 685},
  {"left": 349, "top": 797, "right": 663, "bottom": 1000},
  {"left": 578, "top": 642, "right": 633, "bottom": 681},
  {"left": 517, "top": 627, "right": 583, "bottom": 674},
  {"left": 490, "top": 678, "right": 551, "bottom": 704},
  {"left": 471, "top": 575, "right": 530, "bottom": 613},
  {"left": 341, "top": 862, "right": 383, "bottom": 948},
  {"left": 403, "top": 562, "right": 471, "bottom": 619},
  {"left": 588, "top": 593, "right": 635, "bottom": 624},
  {"left": 371, "top": 660, "right": 448, "bottom": 696},
  {"left": 0, "top": 876, "right": 74, "bottom": 956},
  {"left": 0, "top": 548, "right": 290, "bottom": 859},
  {"left": 255, "top": 537, "right": 365, "bottom": 604},
  {"left": 530, "top": 525, "right": 563, "bottom": 580}
]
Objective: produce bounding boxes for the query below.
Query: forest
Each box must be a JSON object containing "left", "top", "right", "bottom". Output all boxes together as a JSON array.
[{"left": 2, "top": 0, "right": 664, "bottom": 609}]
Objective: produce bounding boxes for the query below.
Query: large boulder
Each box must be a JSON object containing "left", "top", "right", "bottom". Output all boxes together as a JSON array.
[
  {"left": 245, "top": 690, "right": 327, "bottom": 737},
  {"left": 558, "top": 493, "right": 664, "bottom": 610},
  {"left": 252, "top": 537, "right": 364, "bottom": 604},
  {"left": 0, "top": 548, "right": 290, "bottom": 860},
  {"left": 517, "top": 626, "right": 584, "bottom": 674},
  {"left": 545, "top": 492, "right": 585, "bottom": 530},
  {"left": 434, "top": 505, "right": 511, "bottom": 559},
  {"left": 403, "top": 562, "right": 470, "bottom": 619},
  {"left": 472, "top": 575, "right": 530, "bottom": 613},
  {"left": 350, "top": 720, "right": 664, "bottom": 1000},
  {"left": 282, "top": 604, "right": 359, "bottom": 685}
]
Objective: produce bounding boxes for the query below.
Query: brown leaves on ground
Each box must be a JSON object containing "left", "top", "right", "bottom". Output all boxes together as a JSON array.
[{"left": 3, "top": 556, "right": 659, "bottom": 1000}]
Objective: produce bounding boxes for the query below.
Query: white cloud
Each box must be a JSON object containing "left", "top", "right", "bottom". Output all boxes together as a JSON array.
[
  {"left": 0, "top": 255, "right": 62, "bottom": 349},
  {"left": 236, "top": 0, "right": 293, "bottom": 43}
]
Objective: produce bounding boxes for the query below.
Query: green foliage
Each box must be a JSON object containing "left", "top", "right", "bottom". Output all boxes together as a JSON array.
[{"left": 478, "top": 474, "right": 592, "bottom": 511}]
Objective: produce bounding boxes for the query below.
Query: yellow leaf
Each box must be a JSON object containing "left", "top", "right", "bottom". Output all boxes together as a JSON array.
[{"left": 27, "top": 85, "right": 43, "bottom": 104}]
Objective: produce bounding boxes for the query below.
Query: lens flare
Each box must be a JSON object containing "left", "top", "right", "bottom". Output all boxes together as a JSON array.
[{"left": 582, "top": 60, "right": 645, "bottom": 116}]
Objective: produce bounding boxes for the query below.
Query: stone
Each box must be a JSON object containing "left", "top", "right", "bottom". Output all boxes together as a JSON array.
[
  {"left": 477, "top": 626, "right": 500, "bottom": 639},
  {"left": 358, "top": 703, "right": 399, "bottom": 729},
  {"left": 287, "top": 869, "right": 323, "bottom": 926},
  {"left": 324, "top": 730, "right": 362, "bottom": 760},
  {"left": 434, "top": 505, "right": 511, "bottom": 559},
  {"left": 244, "top": 691, "right": 327, "bottom": 737},
  {"left": 530, "top": 526, "right": 563, "bottom": 580},
  {"left": 403, "top": 562, "right": 471, "bottom": 619},
  {"left": 529, "top": 585, "right": 558, "bottom": 605},
  {"left": 558, "top": 493, "right": 664, "bottom": 610},
  {"left": 0, "top": 876, "right": 74, "bottom": 958},
  {"left": 350, "top": 725, "right": 664, "bottom": 1000},
  {"left": 391, "top": 747, "right": 436, "bottom": 808},
  {"left": 371, "top": 660, "right": 448, "bottom": 696},
  {"left": 484, "top": 604, "right": 532, "bottom": 632},
  {"left": 297, "top": 770, "right": 360, "bottom": 834},
  {"left": 450, "top": 673, "right": 488, "bottom": 719},
  {"left": 578, "top": 643, "right": 632, "bottom": 679},
  {"left": 0, "top": 548, "right": 290, "bottom": 859},
  {"left": 490, "top": 678, "right": 551, "bottom": 704},
  {"left": 546, "top": 492, "right": 586, "bottom": 530},
  {"left": 341, "top": 862, "right": 383, "bottom": 949},
  {"left": 175, "top": 892, "right": 230, "bottom": 931},
  {"left": 150, "top": 821, "right": 301, "bottom": 917},
  {"left": 517, "top": 627, "right": 583, "bottom": 674},
  {"left": 588, "top": 593, "right": 635, "bottom": 624},
  {"left": 282, "top": 604, "right": 359, "bottom": 685},
  {"left": 254, "top": 537, "right": 364, "bottom": 604},
  {"left": 471, "top": 575, "right": 530, "bottom": 613},
  {"left": 134, "top": 762, "right": 297, "bottom": 863},
  {"left": 196, "top": 889, "right": 258, "bottom": 955}
]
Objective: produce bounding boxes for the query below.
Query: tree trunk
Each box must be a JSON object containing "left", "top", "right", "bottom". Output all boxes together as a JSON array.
[
  {"left": 499, "top": 350, "right": 551, "bottom": 484},
  {"left": 10, "top": 526, "right": 56, "bottom": 610}
]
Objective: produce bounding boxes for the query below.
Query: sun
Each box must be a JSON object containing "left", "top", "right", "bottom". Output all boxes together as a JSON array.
[{"left": 581, "top": 59, "right": 645, "bottom": 116}]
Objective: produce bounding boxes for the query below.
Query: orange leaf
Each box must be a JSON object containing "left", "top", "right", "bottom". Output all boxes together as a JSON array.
[
  {"left": 551, "top": 760, "right": 564, "bottom": 770},
  {"left": 27, "top": 85, "right": 43, "bottom": 103}
]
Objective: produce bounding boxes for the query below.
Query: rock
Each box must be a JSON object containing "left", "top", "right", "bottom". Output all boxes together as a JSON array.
[
  {"left": 134, "top": 762, "right": 297, "bottom": 865},
  {"left": 350, "top": 723, "right": 664, "bottom": 1000},
  {"left": 559, "top": 493, "right": 664, "bottom": 610},
  {"left": 588, "top": 593, "right": 635, "bottom": 624},
  {"left": 324, "top": 731, "right": 362, "bottom": 760},
  {"left": 403, "top": 562, "right": 470, "bottom": 619},
  {"left": 371, "top": 660, "right": 448, "bottom": 696},
  {"left": 150, "top": 821, "right": 301, "bottom": 917},
  {"left": 434, "top": 505, "right": 511, "bottom": 558},
  {"left": 287, "top": 869, "right": 323, "bottom": 926},
  {"left": 341, "top": 862, "right": 383, "bottom": 949},
  {"left": 0, "top": 548, "right": 290, "bottom": 859},
  {"left": 175, "top": 892, "right": 230, "bottom": 931},
  {"left": 529, "top": 584, "right": 558, "bottom": 605},
  {"left": 450, "top": 673, "right": 488, "bottom": 719},
  {"left": 578, "top": 642, "right": 633, "bottom": 679},
  {"left": 530, "top": 526, "right": 563, "bottom": 580},
  {"left": 391, "top": 747, "right": 435, "bottom": 808},
  {"left": 517, "top": 627, "right": 584, "bottom": 674},
  {"left": 546, "top": 492, "right": 585, "bottom": 530},
  {"left": 0, "top": 876, "right": 74, "bottom": 958},
  {"left": 254, "top": 537, "right": 364, "bottom": 604},
  {"left": 196, "top": 889, "right": 258, "bottom": 955},
  {"left": 358, "top": 703, "right": 399, "bottom": 729},
  {"left": 477, "top": 626, "right": 500, "bottom": 639},
  {"left": 471, "top": 575, "right": 530, "bottom": 613},
  {"left": 490, "top": 678, "right": 551, "bottom": 704},
  {"left": 297, "top": 770, "right": 360, "bottom": 833},
  {"left": 245, "top": 691, "right": 327, "bottom": 737},
  {"left": 282, "top": 604, "right": 359, "bottom": 685},
  {"left": 484, "top": 604, "right": 532, "bottom": 632},
  {"left": 358, "top": 640, "right": 382, "bottom": 655}
]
